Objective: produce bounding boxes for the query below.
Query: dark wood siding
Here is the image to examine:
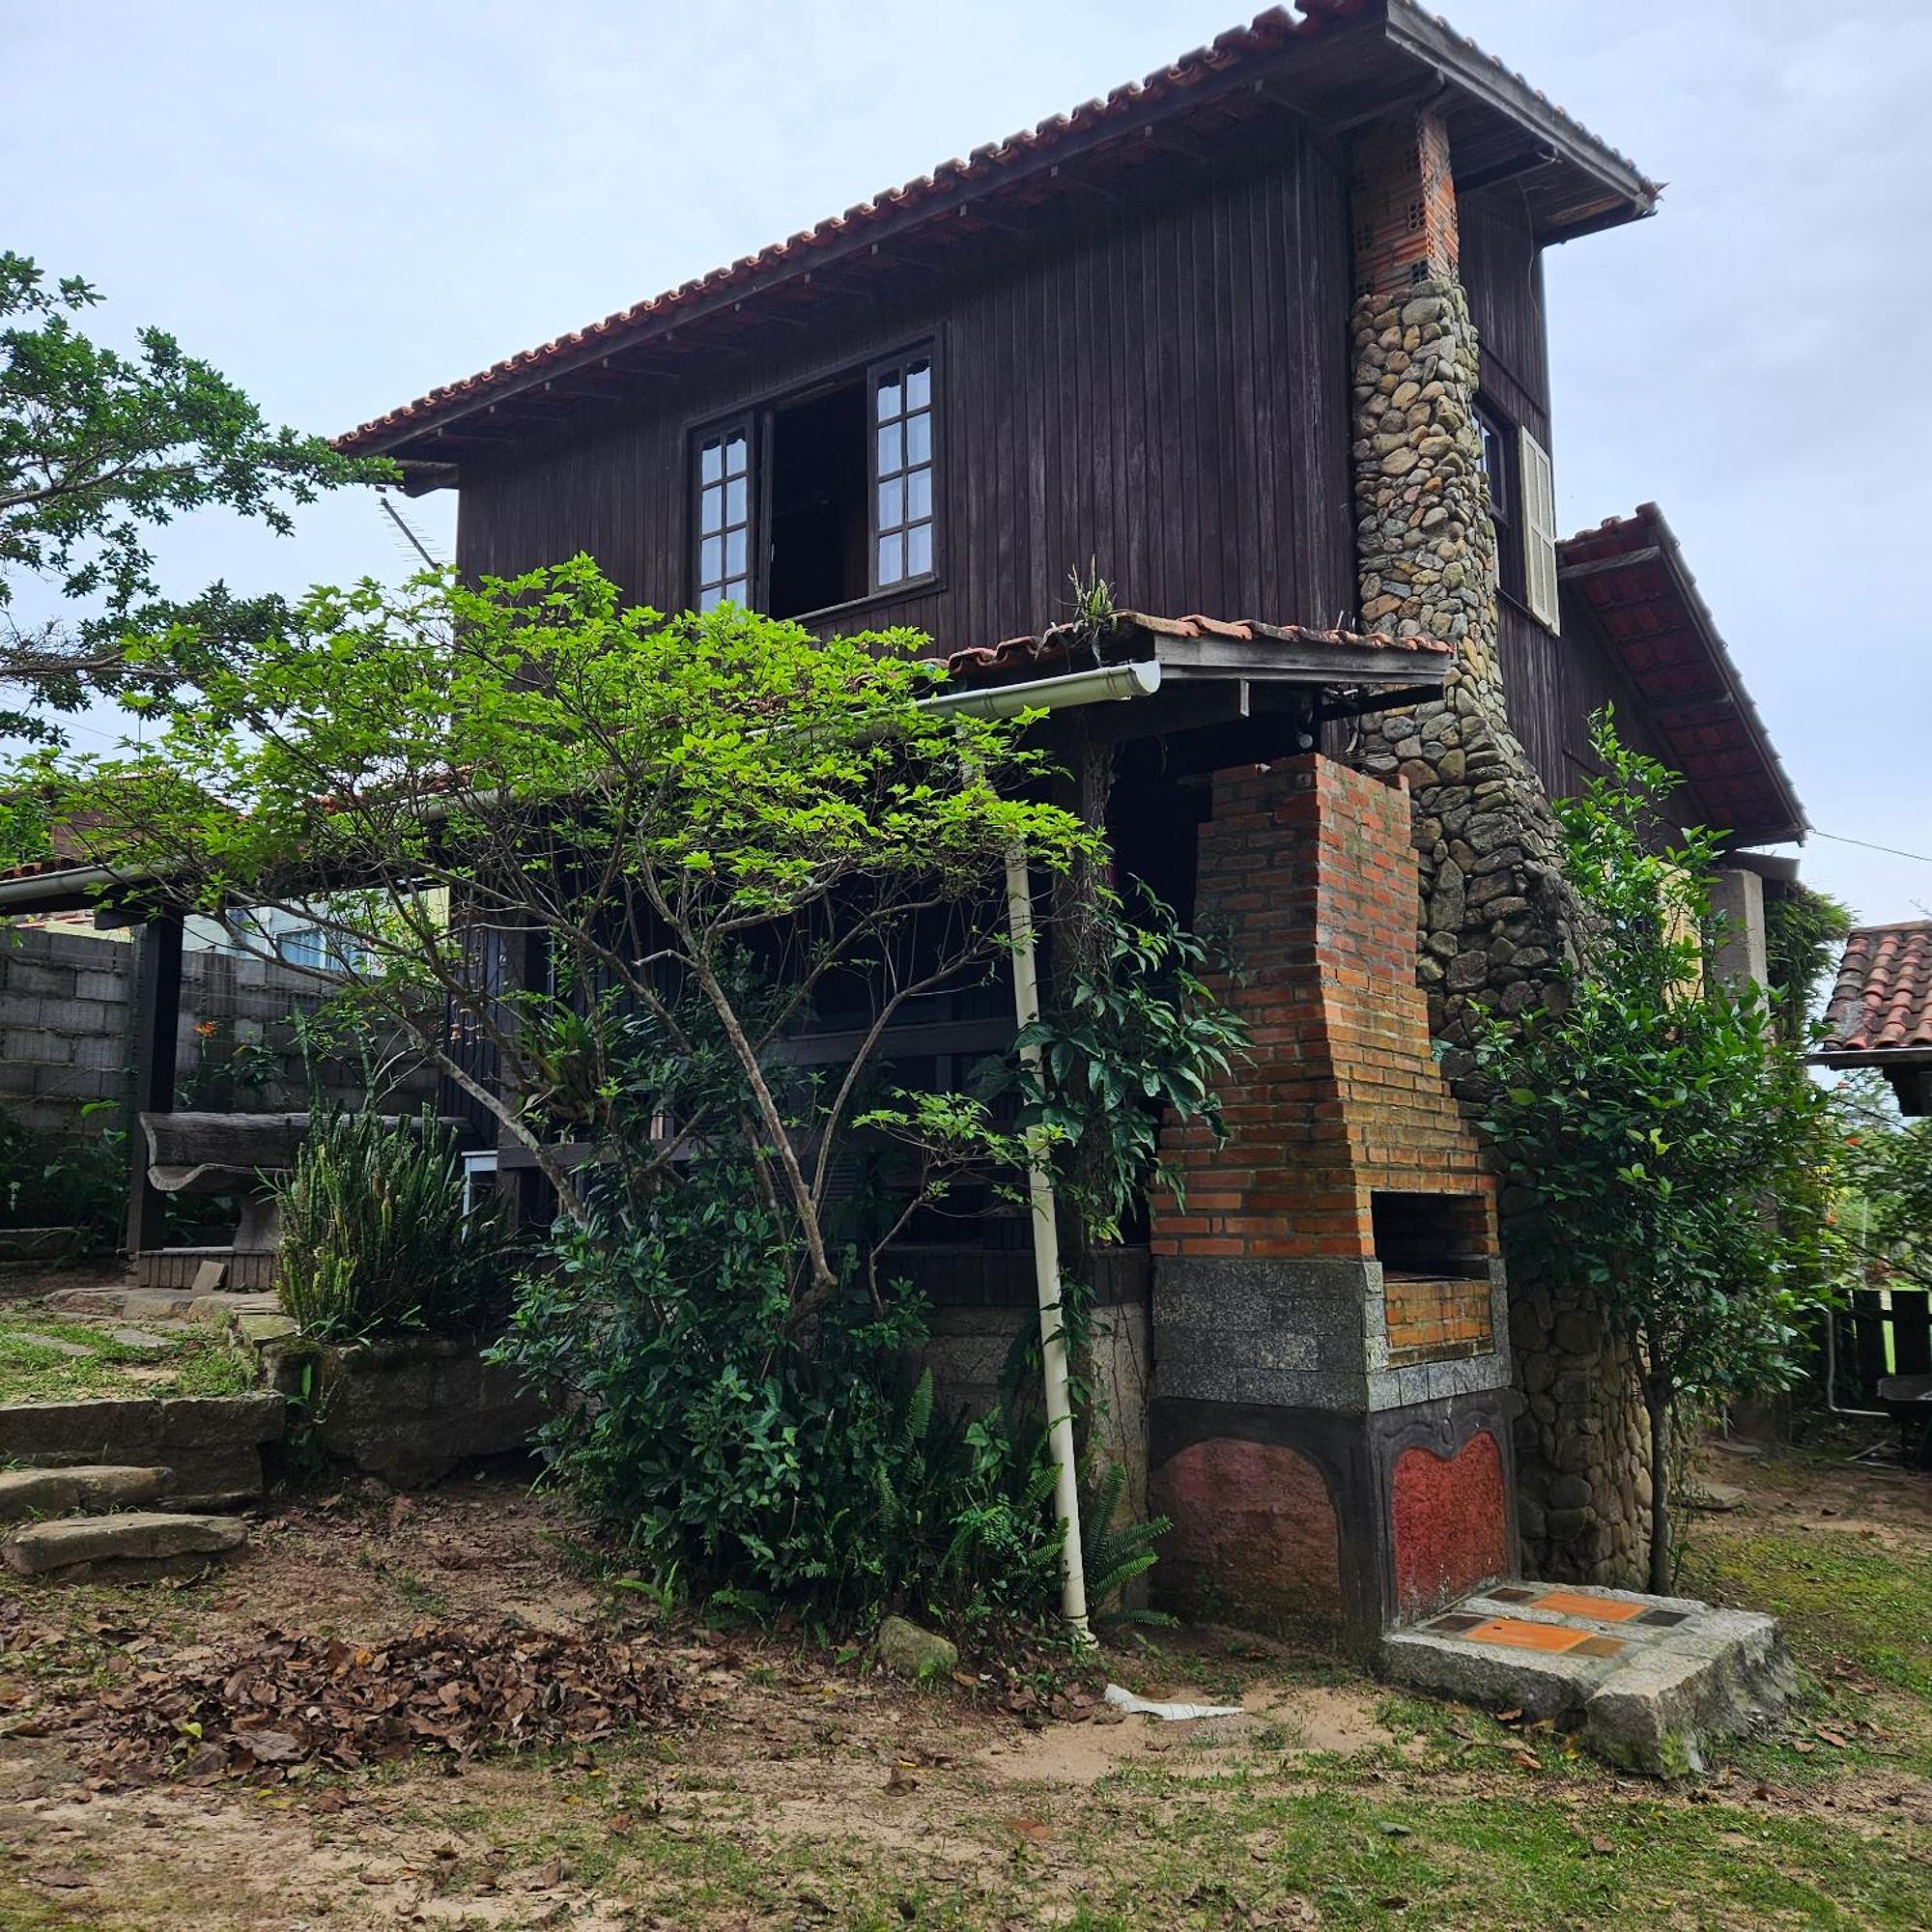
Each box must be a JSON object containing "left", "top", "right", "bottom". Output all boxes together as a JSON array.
[
  {"left": 455, "top": 121, "right": 1357, "bottom": 652},
  {"left": 1461, "top": 189, "right": 1682, "bottom": 823}
]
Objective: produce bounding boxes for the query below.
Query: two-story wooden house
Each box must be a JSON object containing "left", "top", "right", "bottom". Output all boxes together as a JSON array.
[{"left": 329, "top": 0, "right": 1810, "bottom": 1643}]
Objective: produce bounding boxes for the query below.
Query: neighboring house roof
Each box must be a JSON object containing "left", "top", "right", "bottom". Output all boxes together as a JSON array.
[
  {"left": 1817, "top": 923, "right": 1932, "bottom": 1065},
  {"left": 1556, "top": 504, "right": 1806, "bottom": 849},
  {"left": 338, "top": 0, "right": 1658, "bottom": 469}
]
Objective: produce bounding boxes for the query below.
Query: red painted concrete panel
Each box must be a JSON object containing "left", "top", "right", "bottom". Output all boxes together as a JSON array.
[
  {"left": 1152, "top": 1436, "right": 1342, "bottom": 1639},
  {"left": 1391, "top": 1430, "right": 1508, "bottom": 1619}
]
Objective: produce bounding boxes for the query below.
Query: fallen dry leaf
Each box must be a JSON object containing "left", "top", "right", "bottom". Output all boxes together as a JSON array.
[{"left": 59, "top": 1620, "right": 684, "bottom": 1783}]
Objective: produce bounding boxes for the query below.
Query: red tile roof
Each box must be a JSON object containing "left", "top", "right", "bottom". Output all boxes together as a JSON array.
[
  {"left": 936, "top": 609, "right": 1452, "bottom": 680},
  {"left": 1557, "top": 504, "right": 1804, "bottom": 848},
  {"left": 1821, "top": 923, "right": 1932, "bottom": 1057},
  {"left": 338, "top": 2, "right": 1657, "bottom": 462}
]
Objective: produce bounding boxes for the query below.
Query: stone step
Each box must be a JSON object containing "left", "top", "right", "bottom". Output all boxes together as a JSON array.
[
  {"left": 1383, "top": 1580, "right": 1795, "bottom": 1777},
  {"left": 0, "top": 1393, "right": 285, "bottom": 1509},
  {"left": 0, "top": 1464, "right": 172, "bottom": 1522},
  {"left": 2, "top": 1511, "right": 248, "bottom": 1583}
]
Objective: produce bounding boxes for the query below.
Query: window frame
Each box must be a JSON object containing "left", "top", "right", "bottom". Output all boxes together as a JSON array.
[
  {"left": 685, "top": 337, "right": 942, "bottom": 620},
  {"left": 866, "top": 347, "right": 940, "bottom": 600},
  {"left": 1517, "top": 422, "right": 1562, "bottom": 637},
  {"left": 691, "top": 417, "right": 756, "bottom": 613},
  {"left": 1474, "top": 397, "right": 1522, "bottom": 604}
]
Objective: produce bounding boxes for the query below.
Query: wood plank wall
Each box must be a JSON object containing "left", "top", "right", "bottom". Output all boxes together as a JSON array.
[
  {"left": 1461, "top": 190, "right": 1683, "bottom": 827},
  {"left": 455, "top": 123, "right": 1358, "bottom": 655}
]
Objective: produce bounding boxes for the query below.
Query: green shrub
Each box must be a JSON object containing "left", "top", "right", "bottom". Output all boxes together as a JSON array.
[{"left": 275, "top": 1108, "right": 505, "bottom": 1340}]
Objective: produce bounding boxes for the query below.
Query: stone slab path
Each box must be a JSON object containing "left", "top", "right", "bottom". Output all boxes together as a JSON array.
[
  {"left": 1384, "top": 1579, "right": 1793, "bottom": 1776},
  {"left": 2, "top": 1510, "right": 247, "bottom": 1581}
]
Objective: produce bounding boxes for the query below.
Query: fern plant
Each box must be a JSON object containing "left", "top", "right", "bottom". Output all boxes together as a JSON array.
[{"left": 1078, "top": 1463, "right": 1174, "bottom": 1627}]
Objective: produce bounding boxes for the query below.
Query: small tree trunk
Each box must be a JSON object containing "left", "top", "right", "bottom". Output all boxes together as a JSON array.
[{"left": 1644, "top": 1370, "right": 1673, "bottom": 1596}]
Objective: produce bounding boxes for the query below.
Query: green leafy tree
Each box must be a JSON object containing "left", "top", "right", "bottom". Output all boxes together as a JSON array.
[
  {"left": 1764, "top": 883, "right": 1853, "bottom": 1041},
  {"left": 1477, "top": 717, "right": 1833, "bottom": 1591},
  {"left": 17, "top": 558, "right": 1249, "bottom": 1627},
  {"left": 0, "top": 251, "right": 385, "bottom": 737}
]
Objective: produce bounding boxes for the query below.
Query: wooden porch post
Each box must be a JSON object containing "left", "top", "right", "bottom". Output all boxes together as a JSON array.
[{"left": 123, "top": 913, "right": 184, "bottom": 1259}]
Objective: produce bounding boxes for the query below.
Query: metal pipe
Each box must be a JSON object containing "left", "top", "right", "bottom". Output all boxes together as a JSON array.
[
  {"left": 1006, "top": 841, "right": 1093, "bottom": 1644},
  {"left": 926, "top": 651, "right": 1160, "bottom": 1646},
  {"left": 918, "top": 658, "right": 1160, "bottom": 723}
]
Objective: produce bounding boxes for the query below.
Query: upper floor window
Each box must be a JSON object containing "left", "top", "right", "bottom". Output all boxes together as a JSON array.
[
  {"left": 872, "top": 355, "right": 934, "bottom": 590},
  {"left": 691, "top": 345, "right": 938, "bottom": 621},
  {"left": 696, "top": 425, "right": 753, "bottom": 611},
  {"left": 1476, "top": 399, "right": 1560, "bottom": 638}
]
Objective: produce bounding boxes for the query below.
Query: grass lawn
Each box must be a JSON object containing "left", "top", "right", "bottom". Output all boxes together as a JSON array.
[
  {"left": 0, "top": 1309, "right": 253, "bottom": 1405},
  {"left": 0, "top": 1442, "right": 1926, "bottom": 1928}
]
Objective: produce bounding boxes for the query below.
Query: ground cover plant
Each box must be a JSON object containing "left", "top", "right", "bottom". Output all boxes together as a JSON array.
[{"left": 0, "top": 1307, "right": 250, "bottom": 1403}]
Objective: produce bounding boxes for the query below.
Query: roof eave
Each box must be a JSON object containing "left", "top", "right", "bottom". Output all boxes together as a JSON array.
[
  {"left": 1380, "top": 0, "right": 1659, "bottom": 240},
  {"left": 337, "top": 3, "right": 1659, "bottom": 463}
]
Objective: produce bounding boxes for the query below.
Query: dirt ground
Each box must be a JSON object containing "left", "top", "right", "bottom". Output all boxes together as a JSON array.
[{"left": 1, "top": 1434, "right": 1929, "bottom": 1929}]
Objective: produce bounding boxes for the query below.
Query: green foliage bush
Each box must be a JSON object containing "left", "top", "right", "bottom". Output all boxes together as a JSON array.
[
  {"left": 276, "top": 1109, "right": 505, "bottom": 1340},
  {"left": 1478, "top": 715, "right": 1835, "bottom": 1589},
  {"left": 0, "top": 1101, "right": 125, "bottom": 1248}
]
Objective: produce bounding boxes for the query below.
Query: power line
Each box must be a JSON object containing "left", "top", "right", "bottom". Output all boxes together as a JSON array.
[{"left": 1812, "top": 829, "right": 1932, "bottom": 867}]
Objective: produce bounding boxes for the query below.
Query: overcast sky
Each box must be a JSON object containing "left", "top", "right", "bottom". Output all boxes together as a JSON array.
[{"left": 8, "top": 0, "right": 1929, "bottom": 925}]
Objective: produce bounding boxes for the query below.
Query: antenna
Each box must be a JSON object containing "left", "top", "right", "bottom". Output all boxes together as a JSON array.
[{"left": 379, "top": 490, "right": 441, "bottom": 569}]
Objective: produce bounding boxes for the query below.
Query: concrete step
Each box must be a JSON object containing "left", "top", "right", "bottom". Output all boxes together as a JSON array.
[
  {"left": 0, "top": 1464, "right": 172, "bottom": 1522},
  {"left": 1383, "top": 1580, "right": 1795, "bottom": 1776},
  {"left": 2, "top": 1511, "right": 248, "bottom": 1583},
  {"left": 0, "top": 1393, "right": 284, "bottom": 1509}
]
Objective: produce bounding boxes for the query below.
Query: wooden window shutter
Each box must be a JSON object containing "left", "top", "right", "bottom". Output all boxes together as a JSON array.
[{"left": 1519, "top": 425, "right": 1561, "bottom": 635}]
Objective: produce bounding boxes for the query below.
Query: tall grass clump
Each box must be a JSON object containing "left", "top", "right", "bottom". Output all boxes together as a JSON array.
[{"left": 276, "top": 1109, "right": 505, "bottom": 1340}]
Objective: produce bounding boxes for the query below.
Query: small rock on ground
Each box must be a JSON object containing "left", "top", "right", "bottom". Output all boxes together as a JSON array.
[
  {"left": 876, "top": 1615, "right": 958, "bottom": 1680},
  {"left": 3, "top": 1330, "right": 95, "bottom": 1357}
]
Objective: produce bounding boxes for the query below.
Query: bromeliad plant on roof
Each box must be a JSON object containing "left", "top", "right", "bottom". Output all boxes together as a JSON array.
[{"left": 6, "top": 556, "right": 1248, "bottom": 1628}]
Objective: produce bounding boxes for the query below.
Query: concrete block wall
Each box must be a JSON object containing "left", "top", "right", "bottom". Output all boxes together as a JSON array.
[{"left": 0, "top": 925, "right": 433, "bottom": 1142}]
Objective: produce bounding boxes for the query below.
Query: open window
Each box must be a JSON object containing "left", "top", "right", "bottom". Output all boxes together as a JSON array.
[
  {"left": 1475, "top": 401, "right": 1561, "bottom": 639},
  {"left": 691, "top": 345, "right": 938, "bottom": 619},
  {"left": 1518, "top": 425, "right": 1561, "bottom": 635}
]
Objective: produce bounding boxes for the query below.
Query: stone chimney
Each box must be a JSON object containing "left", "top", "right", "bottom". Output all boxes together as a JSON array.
[{"left": 1344, "top": 106, "right": 1649, "bottom": 1587}]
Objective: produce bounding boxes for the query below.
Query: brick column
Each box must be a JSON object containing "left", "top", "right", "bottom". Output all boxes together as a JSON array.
[
  {"left": 1345, "top": 108, "right": 1648, "bottom": 1585},
  {"left": 1148, "top": 756, "right": 1518, "bottom": 1651}
]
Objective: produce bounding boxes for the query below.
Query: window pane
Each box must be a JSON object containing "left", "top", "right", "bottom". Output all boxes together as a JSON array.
[
  {"left": 877, "top": 476, "right": 903, "bottom": 530},
  {"left": 724, "top": 474, "right": 747, "bottom": 524},
  {"left": 724, "top": 577, "right": 748, "bottom": 605},
  {"left": 699, "top": 535, "right": 723, "bottom": 582},
  {"left": 698, "top": 584, "right": 723, "bottom": 612},
  {"left": 905, "top": 360, "right": 930, "bottom": 411},
  {"left": 724, "top": 528, "right": 747, "bottom": 577},
  {"left": 876, "top": 374, "right": 902, "bottom": 422},
  {"left": 724, "top": 433, "right": 748, "bottom": 478},
  {"left": 907, "top": 465, "right": 932, "bottom": 522},
  {"left": 700, "top": 440, "right": 724, "bottom": 486},
  {"left": 700, "top": 485, "right": 724, "bottom": 535},
  {"left": 906, "top": 521, "right": 932, "bottom": 578},
  {"left": 877, "top": 532, "right": 903, "bottom": 585},
  {"left": 876, "top": 421, "right": 902, "bottom": 473},
  {"left": 905, "top": 411, "right": 931, "bottom": 465}
]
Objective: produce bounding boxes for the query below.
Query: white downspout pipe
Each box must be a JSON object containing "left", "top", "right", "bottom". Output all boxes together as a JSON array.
[
  {"left": 1005, "top": 839, "right": 1093, "bottom": 1643},
  {"left": 918, "top": 656, "right": 1159, "bottom": 1645}
]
